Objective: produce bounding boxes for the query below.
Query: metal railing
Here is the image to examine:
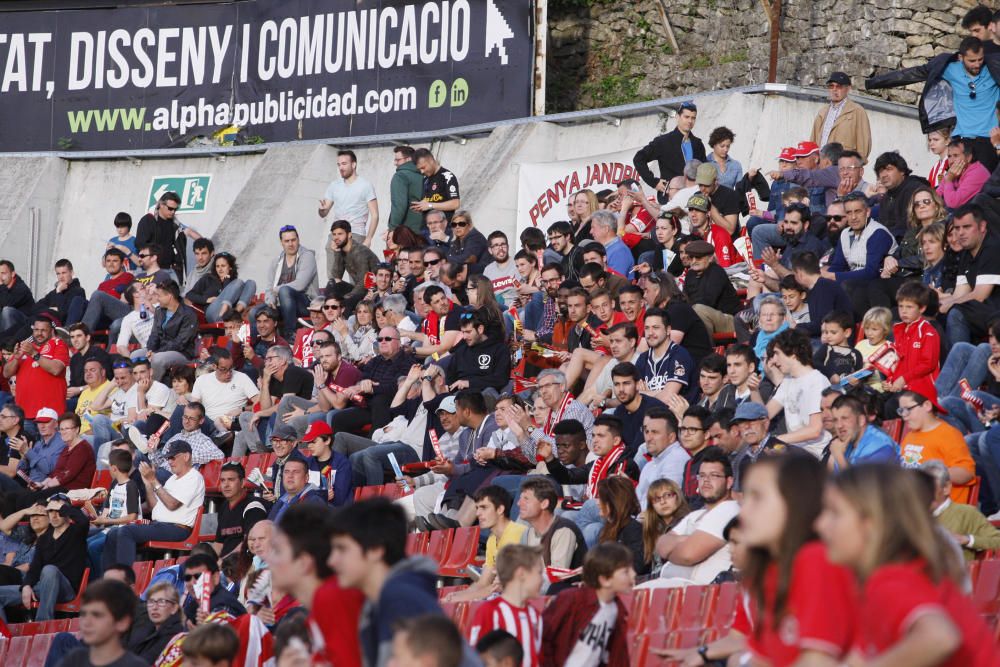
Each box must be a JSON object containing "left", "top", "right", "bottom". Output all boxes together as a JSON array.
[{"left": 0, "top": 83, "right": 919, "bottom": 161}]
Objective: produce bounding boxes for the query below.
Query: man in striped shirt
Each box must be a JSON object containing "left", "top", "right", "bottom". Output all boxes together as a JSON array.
[{"left": 468, "top": 544, "right": 545, "bottom": 667}]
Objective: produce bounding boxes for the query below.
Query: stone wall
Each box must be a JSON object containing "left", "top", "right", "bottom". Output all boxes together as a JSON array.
[{"left": 546, "top": 0, "right": 975, "bottom": 112}]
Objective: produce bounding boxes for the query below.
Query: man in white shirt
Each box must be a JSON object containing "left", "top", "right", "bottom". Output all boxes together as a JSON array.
[
  {"left": 635, "top": 407, "right": 689, "bottom": 510},
  {"left": 114, "top": 283, "right": 156, "bottom": 356},
  {"left": 655, "top": 448, "right": 739, "bottom": 584},
  {"left": 190, "top": 348, "right": 259, "bottom": 434},
  {"left": 101, "top": 439, "right": 206, "bottom": 567},
  {"left": 319, "top": 149, "right": 379, "bottom": 247}
]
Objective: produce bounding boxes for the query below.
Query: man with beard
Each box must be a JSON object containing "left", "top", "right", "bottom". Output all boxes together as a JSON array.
[
  {"left": 636, "top": 308, "right": 695, "bottom": 402},
  {"left": 326, "top": 220, "right": 379, "bottom": 314},
  {"left": 546, "top": 221, "right": 585, "bottom": 282},
  {"left": 609, "top": 362, "right": 665, "bottom": 455},
  {"left": 483, "top": 231, "right": 520, "bottom": 307},
  {"left": 826, "top": 394, "right": 897, "bottom": 472},
  {"left": 524, "top": 263, "right": 564, "bottom": 344},
  {"left": 577, "top": 321, "right": 641, "bottom": 409},
  {"left": 319, "top": 149, "right": 380, "bottom": 246},
  {"left": 686, "top": 193, "right": 744, "bottom": 273},
  {"left": 747, "top": 203, "right": 829, "bottom": 296}
]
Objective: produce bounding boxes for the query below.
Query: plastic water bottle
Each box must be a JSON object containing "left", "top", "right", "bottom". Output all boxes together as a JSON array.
[{"left": 140, "top": 304, "right": 149, "bottom": 320}]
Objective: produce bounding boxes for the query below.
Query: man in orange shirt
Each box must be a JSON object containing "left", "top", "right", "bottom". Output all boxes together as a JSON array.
[{"left": 898, "top": 390, "right": 976, "bottom": 503}]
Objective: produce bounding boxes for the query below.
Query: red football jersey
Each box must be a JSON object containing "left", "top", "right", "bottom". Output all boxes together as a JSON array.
[{"left": 468, "top": 597, "right": 543, "bottom": 667}]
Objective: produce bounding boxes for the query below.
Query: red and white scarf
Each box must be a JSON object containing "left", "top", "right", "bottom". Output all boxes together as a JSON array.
[
  {"left": 587, "top": 443, "right": 625, "bottom": 499},
  {"left": 543, "top": 393, "right": 574, "bottom": 436}
]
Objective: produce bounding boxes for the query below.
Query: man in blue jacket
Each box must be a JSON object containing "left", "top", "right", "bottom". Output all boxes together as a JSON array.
[{"left": 827, "top": 394, "right": 897, "bottom": 471}]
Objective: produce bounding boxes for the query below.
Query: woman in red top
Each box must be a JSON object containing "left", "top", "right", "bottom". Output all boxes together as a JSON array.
[
  {"left": 817, "top": 464, "right": 999, "bottom": 667},
  {"left": 737, "top": 452, "right": 857, "bottom": 666}
]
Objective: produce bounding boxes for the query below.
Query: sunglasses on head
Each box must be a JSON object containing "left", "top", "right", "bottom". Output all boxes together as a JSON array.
[{"left": 450, "top": 221, "right": 469, "bottom": 228}]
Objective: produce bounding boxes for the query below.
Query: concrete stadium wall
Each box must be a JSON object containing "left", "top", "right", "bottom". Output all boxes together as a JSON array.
[{"left": 0, "top": 89, "right": 930, "bottom": 296}]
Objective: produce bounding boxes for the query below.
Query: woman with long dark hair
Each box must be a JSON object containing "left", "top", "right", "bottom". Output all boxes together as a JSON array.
[
  {"left": 738, "top": 453, "right": 856, "bottom": 665},
  {"left": 186, "top": 252, "right": 257, "bottom": 322},
  {"left": 818, "top": 464, "right": 996, "bottom": 666},
  {"left": 466, "top": 274, "right": 510, "bottom": 341},
  {"left": 596, "top": 476, "right": 648, "bottom": 576}
]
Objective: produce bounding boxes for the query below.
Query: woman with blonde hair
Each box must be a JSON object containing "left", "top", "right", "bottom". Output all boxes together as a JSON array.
[
  {"left": 570, "top": 189, "right": 599, "bottom": 242},
  {"left": 926, "top": 127, "right": 952, "bottom": 187},
  {"left": 917, "top": 222, "right": 947, "bottom": 291},
  {"left": 640, "top": 478, "right": 689, "bottom": 577},
  {"left": 818, "top": 463, "right": 994, "bottom": 666}
]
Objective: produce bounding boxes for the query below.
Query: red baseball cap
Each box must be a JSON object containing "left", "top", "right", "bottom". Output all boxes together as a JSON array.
[
  {"left": 778, "top": 147, "right": 797, "bottom": 162},
  {"left": 793, "top": 141, "right": 820, "bottom": 157},
  {"left": 302, "top": 421, "right": 333, "bottom": 443}
]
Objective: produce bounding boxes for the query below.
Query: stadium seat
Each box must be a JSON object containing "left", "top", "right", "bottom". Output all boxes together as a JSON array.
[
  {"left": 146, "top": 508, "right": 204, "bottom": 556},
  {"left": 354, "top": 485, "right": 381, "bottom": 501},
  {"left": 132, "top": 561, "right": 155, "bottom": 595},
  {"left": 438, "top": 527, "right": 480, "bottom": 578},
  {"left": 4, "top": 636, "right": 30, "bottom": 667},
  {"left": 623, "top": 589, "right": 649, "bottom": 634},
  {"left": 973, "top": 558, "right": 1000, "bottom": 615},
  {"left": 709, "top": 582, "right": 739, "bottom": 629},
  {"left": 0, "top": 637, "right": 7, "bottom": 661},
  {"left": 644, "top": 587, "right": 681, "bottom": 634},
  {"left": 379, "top": 483, "right": 402, "bottom": 500},
  {"left": 405, "top": 532, "right": 429, "bottom": 556},
  {"left": 881, "top": 419, "right": 903, "bottom": 442},
  {"left": 426, "top": 529, "right": 454, "bottom": 565},
  {"left": 200, "top": 459, "right": 224, "bottom": 495},
  {"left": 30, "top": 569, "right": 89, "bottom": 615},
  {"left": 24, "top": 634, "right": 53, "bottom": 667},
  {"left": 968, "top": 476, "right": 982, "bottom": 507}
]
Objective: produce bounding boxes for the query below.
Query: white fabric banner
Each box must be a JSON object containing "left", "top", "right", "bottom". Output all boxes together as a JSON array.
[{"left": 515, "top": 148, "right": 644, "bottom": 238}]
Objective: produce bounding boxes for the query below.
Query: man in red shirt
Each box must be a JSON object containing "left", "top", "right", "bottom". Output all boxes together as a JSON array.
[
  {"left": 687, "top": 192, "right": 744, "bottom": 271},
  {"left": 563, "top": 288, "right": 628, "bottom": 389},
  {"left": 291, "top": 298, "right": 330, "bottom": 367},
  {"left": 96, "top": 249, "right": 134, "bottom": 299},
  {"left": 3, "top": 315, "right": 70, "bottom": 418}
]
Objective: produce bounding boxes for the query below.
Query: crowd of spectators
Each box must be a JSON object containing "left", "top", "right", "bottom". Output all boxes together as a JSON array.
[{"left": 9, "top": 7, "right": 1000, "bottom": 667}]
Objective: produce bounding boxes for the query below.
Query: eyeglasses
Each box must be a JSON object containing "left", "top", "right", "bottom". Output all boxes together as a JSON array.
[
  {"left": 450, "top": 221, "right": 469, "bottom": 228},
  {"left": 913, "top": 198, "right": 933, "bottom": 207},
  {"left": 183, "top": 573, "right": 206, "bottom": 582},
  {"left": 0, "top": 414, "right": 16, "bottom": 420},
  {"left": 215, "top": 366, "right": 233, "bottom": 374},
  {"left": 652, "top": 492, "right": 678, "bottom": 503},
  {"left": 377, "top": 336, "right": 397, "bottom": 342},
  {"left": 147, "top": 598, "right": 177, "bottom": 607},
  {"left": 323, "top": 304, "right": 341, "bottom": 310},
  {"left": 696, "top": 472, "right": 727, "bottom": 481},
  {"left": 181, "top": 414, "right": 201, "bottom": 422},
  {"left": 679, "top": 426, "right": 704, "bottom": 434},
  {"left": 425, "top": 259, "right": 441, "bottom": 266},
  {"left": 826, "top": 215, "right": 844, "bottom": 222},
  {"left": 969, "top": 81, "right": 977, "bottom": 100},
  {"left": 897, "top": 404, "right": 919, "bottom": 416}
]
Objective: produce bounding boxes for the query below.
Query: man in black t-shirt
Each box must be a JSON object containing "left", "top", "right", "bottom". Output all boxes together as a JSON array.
[
  {"left": 941, "top": 204, "right": 1000, "bottom": 343},
  {"left": 214, "top": 461, "right": 268, "bottom": 557},
  {"left": 683, "top": 241, "right": 739, "bottom": 335},
  {"left": 234, "top": 345, "right": 314, "bottom": 456},
  {"left": 695, "top": 163, "right": 742, "bottom": 237},
  {"left": 67, "top": 324, "right": 112, "bottom": 407},
  {"left": 412, "top": 148, "right": 461, "bottom": 222}
]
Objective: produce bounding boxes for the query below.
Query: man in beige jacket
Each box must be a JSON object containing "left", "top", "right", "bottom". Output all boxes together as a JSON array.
[{"left": 811, "top": 72, "right": 872, "bottom": 162}]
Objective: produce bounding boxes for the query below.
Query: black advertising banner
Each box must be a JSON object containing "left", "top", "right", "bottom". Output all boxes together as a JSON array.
[{"left": 0, "top": 0, "right": 534, "bottom": 152}]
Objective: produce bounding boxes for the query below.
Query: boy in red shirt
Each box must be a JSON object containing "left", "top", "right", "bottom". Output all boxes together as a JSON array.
[
  {"left": 886, "top": 282, "right": 940, "bottom": 404},
  {"left": 686, "top": 193, "right": 743, "bottom": 270},
  {"left": 468, "top": 545, "right": 545, "bottom": 667},
  {"left": 541, "top": 542, "right": 634, "bottom": 666}
]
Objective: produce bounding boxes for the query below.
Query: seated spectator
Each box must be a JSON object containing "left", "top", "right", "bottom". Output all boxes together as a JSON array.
[
  {"left": 746, "top": 203, "right": 829, "bottom": 299},
  {"left": 254, "top": 226, "right": 318, "bottom": 342},
  {"left": 409, "top": 284, "right": 464, "bottom": 359},
  {"left": 102, "top": 440, "right": 206, "bottom": 567},
  {"left": 75, "top": 359, "right": 114, "bottom": 439},
  {"left": 10, "top": 413, "right": 95, "bottom": 509},
  {"left": 66, "top": 325, "right": 114, "bottom": 404},
  {"left": 635, "top": 308, "right": 695, "bottom": 403},
  {"left": 3, "top": 314, "right": 69, "bottom": 418},
  {"left": 813, "top": 311, "right": 862, "bottom": 383},
  {"left": 0, "top": 404, "right": 28, "bottom": 487},
  {"left": 86, "top": 448, "right": 141, "bottom": 578},
  {"left": 190, "top": 348, "right": 259, "bottom": 437},
  {"left": 143, "top": 403, "right": 224, "bottom": 481},
  {"left": 939, "top": 203, "right": 1000, "bottom": 345},
  {"left": 142, "top": 279, "right": 199, "bottom": 381},
  {"left": 694, "top": 163, "right": 741, "bottom": 236},
  {"left": 635, "top": 407, "right": 687, "bottom": 508},
  {"left": 186, "top": 251, "right": 257, "bottom": 323},
  {"left": 443, "top": 309, "right": 511, "bottom": 396},
  {"left": 328, "top": 326, "right": 416, "bottom": 434},
  {"left": 11, "top": 408, "right": 65, "bottom": 496},
  {"left": 924, "top": 459, "right": 1000, "bottom": 561},
  {"left": 0, "top": 494, "right": 88, "bottom": 621},
  {"left": 180, "top": 623, "right": 241, "bottom": 666},
  {"left": 0, "top": 260, "right": 36, "bottom": 345},
  {"left": 766, "top": 329, "right": 832, "bottom": 457},
  {"left": 827, "top": 394, "right": 898, "bottom": 471},
  {"left": 107, "top": 211, "right": 139, "bottom": 267},
  {"left": 655, "top": 447, "right": 740, "bottom": 584},
  {"left": 113, "top": 283, "right": 156, "bottom": 356},
  {"left": 0, "top": 504, "right": 45, "bottom": 585},
  {"left": 937, "top": 137, "right": 991, "bottom": 209},
  {"left": 129, "top": 581, "right": 184, "bottom": 663},
  {"left": 641, "top": 479, "right": 690, "bottom": 579},
  {"left": 329, "top": 297, "right": 378, "bottom": 364},
  {"left": 898, "top": 390, "right": 977, "bottom": 504},
  {"left": 34, "top": 259, "right": 88, "bottom": 330},
  {"left": 686, "top": 194, "right": 744, "bottom": 273},
  {"left": 716, "top": 345, "right": 764, "bottom": 408},
  {"left": 596, "top": 476, "right": 647, "bottom": 575},
  {"left": 261, "top": 423, "right": 299, "bottom": 501},
  {"left": 213, "top": 462, "right": 268, "bottom": 559},
  {"left": 124, "top": 358, "right": 175, "bottom": 448},
  {"left": 81, "top": 243, "right": 169, "bottom": 338},
  {"left": 578, "top": 252, "right": 629, "bottom": 293},
  {"left": 300, "top": 422, "right": 352, "bottom": 507},
  {"left": 790, "top": 251, "right": 853, "bottom": 339},
  {"left": 683, "top": 240, "right": 739, "bottom": 335},
  {"left": 290, "top": 298, "right": 330, "bottom": 367},
  {"left": 678, "top": 407, "right": 714, "bottom": 502},
  {"left": 327, "top": 219, "right": 381, "bottom": 313},
  {"left": 267, "top": 450, "right": 327, "bottom": 522},
  {"left": 234, "top": 345, "right": 313, "bottom": 457},
  {"left": 241, "top": 307, "right": 289, "bottom": 378},
  {"left": 58, "top": 579, "right": 148, "bottom": 667},
  {"left": 468, "top": 544, "right": 544, "bottom": 662},
  {"left": 516, "top": 477, "right": 587, "bottom": 575},
  {"left": 540, "top": 542, "right": 632, "bottom": 666},
  {"left": 868, "top": 151, "right": 930, "bottom": 235},
  {"left": 180, "top": 553, "right": 247, "bottom": 627},
  {"left": 445, "top": 210, "right": 488, "bottom": 271}
]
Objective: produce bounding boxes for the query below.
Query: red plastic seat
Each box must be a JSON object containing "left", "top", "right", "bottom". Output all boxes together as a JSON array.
[
  {"left": 25, "top": 634, "right": 54, "bottom": 667},
  {"left": 153, "top": 558, "right": 175, "bottom": 572},
  {"left": 146, "top": 508, "right": 204, "bottom": 555},
  {"left": 439, "top": 526, "right": 481, "bottom": 578},
  {"left": 968, "top": 476, "right": 982, "bottom": 507},
  {"left": 31, "top": 569, "right": 89, "bottom": 615},
  {"left": 354, "top": 485, "right": 381, "bottom": 501},
  {"left": 200, "top": 459, "right": 224, "bottom": 495},
  {"left": 644, "top": 587, "right": 681, "bottom": 633},
  {"left": 710, "top": 582, "right": 739, "bottom": 629},
  {"left": 973, "top": 558, "right": 1000, "bottom": 615},
  {"left": 426, "top": 529, "right": 455, "bottom": 564},
  {"left": 674, "top": 585, "right": 713, "bottom": 629},
  {"left": 379, "top": 483, "right": 402, "bottom": 500},
  {"left": 4, "top": 636, "right": 30, "bottom": 667},
  {"left": 405, "top": 532, "right": 429, "bottom": 556},
  {"left": 881, "top": 418, "right": 903, "bottom": 442},
  {"left": 132, "top": 561, "right": 155, "bottom": 595}
]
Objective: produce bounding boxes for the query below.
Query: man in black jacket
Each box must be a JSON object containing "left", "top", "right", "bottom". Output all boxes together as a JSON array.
[
  {"left": 0, "top": 494, "right": 88, "bottom": 621},
  {"left": 35, "top": 259, "right": 87, "bottom": 330},
  {"left": 444, "top": 310, "right": 511, "bottom": 397},
  {"left": 179, "top": 553, "right": 246, "bottom": 627},
  {"left": 0, "top": 260, "right": 35, "bottom": 345},
  {"left": 872, "top": 152, "right": 930, "bottom": 236},
  {"left": 633, "top": 101, "right": 707, "bottom": 204},
  {"left": 146, "top": 279, "right": 199, "bottom": 380},
  {"left": 136, "top": 191, "right": 204, "bottom": 285}
]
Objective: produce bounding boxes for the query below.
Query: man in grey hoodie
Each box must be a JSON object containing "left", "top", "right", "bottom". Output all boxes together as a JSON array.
[{"left": 251, "top": 225, "right": 318, "bottom": 340}]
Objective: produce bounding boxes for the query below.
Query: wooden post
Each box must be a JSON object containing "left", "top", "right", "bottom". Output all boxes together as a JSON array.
[
  {"left": 758, "top": 0, "right": 782, "bottom": 83},
  {"left": 534, "top": 0, "right": 548, "bottom": 116}
]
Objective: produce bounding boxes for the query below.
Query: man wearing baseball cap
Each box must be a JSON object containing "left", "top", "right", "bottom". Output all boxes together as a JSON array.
[
  {"left": 768, "top": 141, "right": 841, "bottom": 215},
  {"left": 810, "top": 71, "right": 871, "bottom": 161},
  {"left": 694, "top": 163, "right": 741, "bottom": 236},
  {"left": 685, "top": 193, "right": 745, "bottom": 274},
  {"left": 291, "top": 297, "right": 332, "bottom": 367},
  {"left": 729, "top": 401, "right": 786, "bottom": 491},
  {"left": 682, "top": 241, "right": 740, "bottom": 336},
  {"left": 301, "top": 420, "right": 353, "bottom": 507}
]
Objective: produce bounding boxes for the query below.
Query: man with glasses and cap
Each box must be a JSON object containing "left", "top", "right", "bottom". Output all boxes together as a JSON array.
[
  {"left": 329, "top": 326, "right": 416, "bottom": 435},
  {"left": 634, "top": 101, "right": 707, "bottom": 205},
  {"left": 291, "top": 297, "right": 333, "bottom": 367},
  {"left": 253, "top": 225, "right": 318, "bottom": 342},
  {"left": 0, "top": 492, "right": 88, "bottom": 621},
  {"left": 263, "top": 422, "right": 299, "bottom": 502},
  {"left": 102, "top": 439, "right": 205, "bottom": 568}
]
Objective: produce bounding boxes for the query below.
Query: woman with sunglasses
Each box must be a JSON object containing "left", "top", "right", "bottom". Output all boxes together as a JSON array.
[
  {"left": 330, "top": 299, "right": 377, "bottom": 364},
  {"left": 818, "top": 464, "right": 995, "bottom": 666},
  {"left": 186, "top": 252, "right": 256, "bottom": 322},
  {"left": 444, "top": 210, "right": 489, "bottom": 271}
]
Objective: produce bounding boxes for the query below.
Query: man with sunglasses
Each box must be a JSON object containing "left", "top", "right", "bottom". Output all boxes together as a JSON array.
[
  {"left": 291, "top": 298, "right": 332, "bottom": 368},
  {"left": 633, "top": 101, "right": 706, "bottom": 204},
  {"left": 136, "top": 192, "right": 203, "bottom": 286},
  {"left": 0, "top": 493, "right": 88, "bottom": 621},
  {"left": 179, "top": 553, "right": 245, "bottom": 627}
]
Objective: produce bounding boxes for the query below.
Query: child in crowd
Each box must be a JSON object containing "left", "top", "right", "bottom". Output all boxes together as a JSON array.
[
  {"left": 540, "top": 542, "right": 633, "bottom": 666},
  {"left": 468, "top": 545, "right": 545, "bottom": 667},
  {"left": 107, "top": 212, "right": 140, "bottom": 270},
  {"left": 59, "top": 579, "right": 147, "bottom": 667},
  {"left": 886, "top": 282, "right": 940, "bottom": 405},
  {"left": 476, "top": 630, "right": 525, "bottom": 667},
  {"left": 813, "top": 311, "right": 862, "bottom": 384},
  {"left": 854, "top": 306, "right": 893, "bottom": 392},
  {"left": 86, "top": 448, "right": 142, "bottom": 578},
  {"left": 779, "top": 275, "right": 810, "bottom": 328},
  {"left": 391, "top": 615, "right": 466, "bottom": 667},
  {"left": 180, "top": 623, "right": 241, "bottom": 667}
]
